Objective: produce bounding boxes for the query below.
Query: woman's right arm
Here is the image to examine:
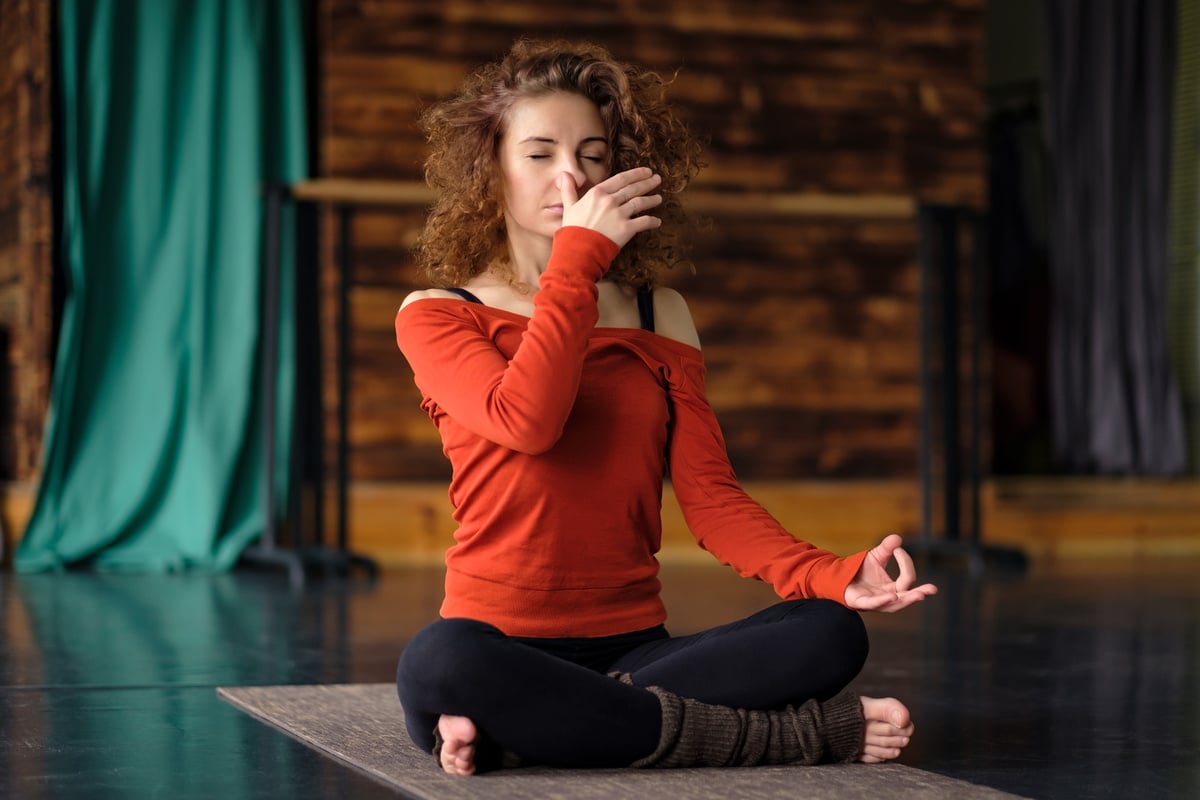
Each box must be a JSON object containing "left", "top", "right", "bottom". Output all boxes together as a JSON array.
[
  {"left": 396, "top": 167, "right": 661, "bottom": 452},
  {"left": 395, "top": 226, "right": 617, "bottom": 454}
]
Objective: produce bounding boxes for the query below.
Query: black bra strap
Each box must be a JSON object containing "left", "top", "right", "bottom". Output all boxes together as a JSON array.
[
  {"left": 636, "top": 287, "right": 655, "bottom": 332},
  {"left": 446, "top": 287, "right": 484, "bottom": 304},
  {"left": 449, "top": 285, "right": 653, "bottom": 331}
]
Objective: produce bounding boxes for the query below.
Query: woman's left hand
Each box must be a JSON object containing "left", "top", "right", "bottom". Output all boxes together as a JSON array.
[{"left": 843, "top": 534, "right": 938, "bottom": 613}]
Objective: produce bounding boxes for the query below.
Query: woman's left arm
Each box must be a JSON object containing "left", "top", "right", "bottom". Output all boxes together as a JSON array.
[{"left": 658, "top": 292, "right": 936, "bottom": 609}]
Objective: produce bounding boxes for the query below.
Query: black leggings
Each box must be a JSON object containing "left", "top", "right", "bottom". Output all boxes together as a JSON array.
[{"left": 395, "top": 599, "right": 869, "bottom": 769}]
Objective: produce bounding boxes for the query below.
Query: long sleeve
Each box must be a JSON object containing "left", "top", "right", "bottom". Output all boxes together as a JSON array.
[
  {"left": 394, "top": 227, "right": 619, "bottom": 454},
  {"left": 393, "top": 228, "right": 865, "bottom": 635},
  {"left": 663, "top": 354, "right": 868, "bottom": 603}
]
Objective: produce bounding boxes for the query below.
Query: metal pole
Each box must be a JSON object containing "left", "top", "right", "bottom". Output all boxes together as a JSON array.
[
  {"left": 260, "top": 186, "right": 282, "bottom": 553},
  {"left": 940, "top": 206, "right": 961, "bottom": 542},
  {"left": 917, "top": 205, "right": 935, "bottom": 545},
  {"left": 970, "top": 212, "right": 986, "bottom": 545},
  {"left": 336, "top": 206, "right": 352, "bottom": 553}
]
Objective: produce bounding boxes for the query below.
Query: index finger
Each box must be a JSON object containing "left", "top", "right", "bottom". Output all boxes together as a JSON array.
[
  {"left": 558, "top": 172, "right": 580, "bottom": 208},
  {"left": 892, "top": 545, "right": 917, "bottom": 592}
]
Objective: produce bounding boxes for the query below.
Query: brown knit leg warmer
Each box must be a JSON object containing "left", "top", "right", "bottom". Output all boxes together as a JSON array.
[{"left": 629, "top": 685, "right": 864, "bottom": 769}]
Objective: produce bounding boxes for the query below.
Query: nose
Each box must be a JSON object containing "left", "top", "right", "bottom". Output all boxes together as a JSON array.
[{"left": 559, "top": 156, "right": 589, "bottom": 193}]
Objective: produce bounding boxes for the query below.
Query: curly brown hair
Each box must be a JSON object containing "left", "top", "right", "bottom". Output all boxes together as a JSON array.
[{"left": 416, "top": 38, "right": 703, "bottom": 290}]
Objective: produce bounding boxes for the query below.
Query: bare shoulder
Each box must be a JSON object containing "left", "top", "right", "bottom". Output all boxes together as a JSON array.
[
  {"left": 652, "top": 287, "right": 702, "bottom": 349},
  {"left": 399, "top": 288, "right": 463, "bottom": 312}
]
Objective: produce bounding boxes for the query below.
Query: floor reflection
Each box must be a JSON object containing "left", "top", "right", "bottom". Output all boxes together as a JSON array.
[
  {"left": 857, "top": 562, "right": 1200, "bottom": 799},
  {"left": 0, "top": 572, "right": 402, "bottom": 799},
  {"left": 1, "top": 560, "right": 1197, "bottom": 799}
]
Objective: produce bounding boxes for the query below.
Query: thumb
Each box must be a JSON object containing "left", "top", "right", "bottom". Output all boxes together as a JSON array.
[{"left": 558, "top": 172, "right": 579, "bottom": 209}]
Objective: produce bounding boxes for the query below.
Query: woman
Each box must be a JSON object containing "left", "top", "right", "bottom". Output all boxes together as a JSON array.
[{"left": 394, "top": 38, "right": 937, "bottom": 776}]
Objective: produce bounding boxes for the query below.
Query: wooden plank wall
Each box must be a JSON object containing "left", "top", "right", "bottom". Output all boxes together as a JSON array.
[
  {"left": 316, "top": 0, "right": 986, "bottom": 484},
  {"left": 2, "top": 1, "right": 1194, "bottom": 568},
  {"left": 0, "top": 0, "right": 53, "bottom": 482},
  {"left": 343, "top": 478, "right": 1200, "bottom": 566}
]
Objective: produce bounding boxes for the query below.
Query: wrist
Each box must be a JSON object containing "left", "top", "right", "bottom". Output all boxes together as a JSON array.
[{"left": 548, "top": 226, "right": 620, "bottom": 282}]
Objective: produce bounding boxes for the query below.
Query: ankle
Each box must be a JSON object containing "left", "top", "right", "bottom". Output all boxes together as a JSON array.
[
  {"left": 633, "top": 686, "right": 865, "bottom": 769},
  {"left": 814, "top": 689, "right": 866, "bottom": 763}
]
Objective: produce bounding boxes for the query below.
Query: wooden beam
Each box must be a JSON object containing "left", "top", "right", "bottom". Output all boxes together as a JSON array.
[
  {"left": 290, "top": 179, "right": 434, "bottom": 206},
  {"left": 288, "top": 178, "right": 915, "bottom": 219},
  {"left": 685, "top": 189, "right": 915, "bottom": 219}
]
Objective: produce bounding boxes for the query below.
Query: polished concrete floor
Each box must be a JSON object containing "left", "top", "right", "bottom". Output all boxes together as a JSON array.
[{"left": 1, "top": 555, "right": 1197, "bottom": 799}]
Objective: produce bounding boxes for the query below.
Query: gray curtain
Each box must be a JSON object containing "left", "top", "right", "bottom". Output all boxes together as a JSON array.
[
  {"left": 1169, "top": 0, "right": 1200, "bottom": 474},
  {"left": 1043, "top": 0, "right": 1187, "bottom": 475}
]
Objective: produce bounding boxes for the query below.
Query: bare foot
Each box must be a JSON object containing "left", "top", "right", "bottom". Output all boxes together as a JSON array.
[
  {"left": 437, "top": 714, "right": 478, "bottom": 775},
  {"left": 857, "top": 696, "right": 915, "bottom": 763}
]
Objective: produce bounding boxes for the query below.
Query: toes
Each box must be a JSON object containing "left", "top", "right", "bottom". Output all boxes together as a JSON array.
[
  {"left": 437, "top": 715, "right": 479, "bottom": 776},
  {"left": 859, "top": 706, "right": 914, "bottom": 765},
  {"left": 860, "top": 743, "right": 904, "bottom": 762},
  {"left": 867, "top": 734, "right": 911, "bottom": 751},
  {"left": 890, "top": 709, "right": 912, "bottom": 729},
  {"left": 454, "top": 751, "right": 476, "bottom": 776},
  {"left": 861, "top": 696, "right": 912, "bottom": 729},
  {"left": 442, "top": 746, "right": 476, "bottom": 776},
  {"left": 866, "top": 718, "right": 914, "bottom": 739}
]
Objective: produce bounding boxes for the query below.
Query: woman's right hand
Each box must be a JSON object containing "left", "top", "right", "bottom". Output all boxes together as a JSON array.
[{"left": 559, "top": 167, "right": 663, "bottom": 248}]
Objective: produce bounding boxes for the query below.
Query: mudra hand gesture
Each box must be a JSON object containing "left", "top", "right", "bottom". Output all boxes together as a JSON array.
[
  {"left": 844, "top": 534, "right": 938, "bottom": 612},
  {"left": 558, "top": 166, "right": 663, "bottom": 248}
]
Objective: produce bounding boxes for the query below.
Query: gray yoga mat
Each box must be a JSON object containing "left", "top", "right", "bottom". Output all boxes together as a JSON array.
[{"left": 217, "top": 683, "right": 1027, "bottom": 800}]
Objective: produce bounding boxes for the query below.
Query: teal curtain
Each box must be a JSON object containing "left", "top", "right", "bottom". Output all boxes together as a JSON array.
[{"left": 17, "top": 0, "right": 307, "bottom": 571}]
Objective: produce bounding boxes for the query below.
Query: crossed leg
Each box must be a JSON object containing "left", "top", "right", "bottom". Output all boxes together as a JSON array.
[
  {"left": 398, "top": 602, "right": 916, "bottom": 776},
  {"left": 436, "top": 697, "right": 914, "bottom": 775}
]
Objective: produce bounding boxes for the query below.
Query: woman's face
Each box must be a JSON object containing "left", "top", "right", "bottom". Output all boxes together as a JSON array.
[{"left": 498, "top": 91, "right": 611, "bottom": 247}]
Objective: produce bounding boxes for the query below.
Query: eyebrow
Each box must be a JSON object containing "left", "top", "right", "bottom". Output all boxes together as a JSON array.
[{"left": 517, "top": 136, "right": 608, "bottom": 146}]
